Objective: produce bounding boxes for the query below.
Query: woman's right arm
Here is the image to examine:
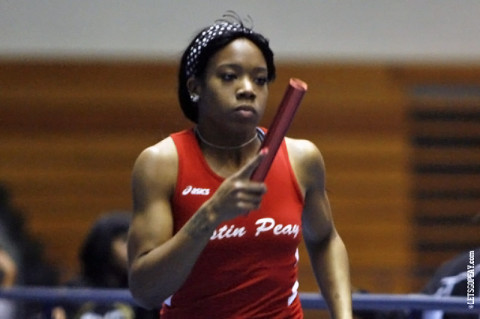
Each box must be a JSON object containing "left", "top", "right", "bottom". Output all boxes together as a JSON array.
[
  {"left": 127, "top": 137, "right": 216, "bottom": 309},
  {"left": 127, "top": 138, "right": 267, "bottom": 309}
]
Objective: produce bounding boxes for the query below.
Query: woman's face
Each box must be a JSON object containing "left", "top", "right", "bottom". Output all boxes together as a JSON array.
[
  {"left": 195, "top": 38, "right": 269, "bottom": 129},
  {"left": 111, "top": 233, "right": 128, "bottom": 273}
]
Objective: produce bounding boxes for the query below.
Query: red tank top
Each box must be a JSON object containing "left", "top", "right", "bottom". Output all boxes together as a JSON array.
[{"left": 161, "top": 128, "right": 304, "bottom": 319}]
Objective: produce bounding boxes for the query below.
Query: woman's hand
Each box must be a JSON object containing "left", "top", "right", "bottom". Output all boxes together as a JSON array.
[{"left": 206, "top": 150, "right": 268, "bottom": 223}]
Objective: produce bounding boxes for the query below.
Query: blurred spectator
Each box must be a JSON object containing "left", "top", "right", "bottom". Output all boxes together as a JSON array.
[
  {"left": 0, "top": 247, "right": 18, "bottom": 319},
  {"left": 415, "top": 248, "right": 479, "bottom": 319},
  {"left": 0, "top": 247, "right": 17, "bottom": 287},
  {"left": 354, "top": 248, "right": 479, "bottom": 319},
  {"left": 56, "top": 211, "right": 158, "bottom": 319},
  {"left": 0, "top": 183, "right": 59, "bottom": 287},
  {"left": 0, "top": 184, "right": 24, "bottom": 285},
  {"left": 0, "top": 183, "right": 60, "bottom": 318}
]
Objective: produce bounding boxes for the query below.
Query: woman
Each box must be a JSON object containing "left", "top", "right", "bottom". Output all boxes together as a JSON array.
[
  {"left": 56, "top": 211, "right": 158, "bottom": 319},
  {"left": 128, "top": 12, "right": 352, "bottom": 318}
]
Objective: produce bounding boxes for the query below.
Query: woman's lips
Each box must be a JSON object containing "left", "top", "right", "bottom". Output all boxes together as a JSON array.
[{"left": 234, "top": 105, "right": 256, "bottom": 117}]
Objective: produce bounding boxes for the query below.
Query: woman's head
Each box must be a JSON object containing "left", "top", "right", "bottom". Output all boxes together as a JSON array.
[
  {"left": 178, "top": 12, "right": 276, "bottom": 123},
  {"left": 79, "top": 211, "right": 131, "bottom": 287}
]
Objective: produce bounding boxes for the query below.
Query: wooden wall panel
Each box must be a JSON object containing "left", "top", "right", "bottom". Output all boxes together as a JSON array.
[
  {"left": 1, "top": 60, "right": 416, "bottom": 295},
  {"left": 405, "top": 94, "right": 480, "bottom": 288}
]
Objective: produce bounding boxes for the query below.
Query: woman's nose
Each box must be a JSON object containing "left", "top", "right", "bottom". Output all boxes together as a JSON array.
[{"left": 236, "top": 78, "right": 255, "bottom": 100}]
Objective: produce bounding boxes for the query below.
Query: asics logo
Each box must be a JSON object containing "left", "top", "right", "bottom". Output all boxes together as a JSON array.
[{"left": 182, "top": 185, "right": 210, "bottom": 196}]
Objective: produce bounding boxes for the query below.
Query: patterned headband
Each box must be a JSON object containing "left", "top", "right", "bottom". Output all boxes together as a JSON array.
[{"left": 185, "top": 21, "right": 253, "bottom": 78}]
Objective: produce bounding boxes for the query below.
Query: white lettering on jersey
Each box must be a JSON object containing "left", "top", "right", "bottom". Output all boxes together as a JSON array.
[
  {"left": 182, "top": 185, "right": 210, "bottom": 196},
  {"left": 255, "top": 217, "right": 300, "bottom": 238},
  {"left": 209, "top": 218, "right": 300, "bottom": 241},
  {"left": 210, "top": 224, "right": 247, "bottom": 240}
]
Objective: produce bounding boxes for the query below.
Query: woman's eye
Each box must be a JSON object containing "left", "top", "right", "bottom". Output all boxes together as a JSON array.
[
  {"left": 220, "top": 73, "right": 236, "bottom": 81},
  {"left": 255, "top": 77, "right": 268, "bottom": 86}
]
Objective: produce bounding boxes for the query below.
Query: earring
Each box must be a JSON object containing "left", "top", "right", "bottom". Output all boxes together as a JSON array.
[{"left": 190, "top": 94, "right": 199, "bottom": 103}]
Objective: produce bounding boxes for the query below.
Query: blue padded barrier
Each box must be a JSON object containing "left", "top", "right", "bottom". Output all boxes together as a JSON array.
[{"left": 0, "top": 287, "right": 478, "bottom": 314}]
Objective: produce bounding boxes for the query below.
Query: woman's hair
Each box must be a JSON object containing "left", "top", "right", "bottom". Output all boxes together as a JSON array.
[
  {"left": 79, "top": 211, "right": 131, "bottom": 287},
  {"left": 178, "top": 11, "right": 276, "bottom": 123}
]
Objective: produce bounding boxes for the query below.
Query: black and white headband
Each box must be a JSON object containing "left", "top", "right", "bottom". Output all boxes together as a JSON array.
[{"left": 185, "top": 21, "right": 253, "bottom": 78}]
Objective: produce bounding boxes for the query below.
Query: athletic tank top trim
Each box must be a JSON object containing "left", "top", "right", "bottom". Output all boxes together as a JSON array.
[{"left": 173, "top": 127, "right": 304, "bottom": 204}]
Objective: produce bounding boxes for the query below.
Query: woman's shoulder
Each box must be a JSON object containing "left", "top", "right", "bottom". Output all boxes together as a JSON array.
[
  {"left": 132, "top": 137, "right": 178, "bottom": 184},
  {"left": 285, "top": 137, "right": 326, "bottom": 190},
  {"left": 136, "top": 137, "right": 177, "bottom": 166},
  {"left": 285, "top": 137, "right": 324, "bottom": 167},
  {"left": 136, "top": 129, "right": 194, "bottom": 164}
]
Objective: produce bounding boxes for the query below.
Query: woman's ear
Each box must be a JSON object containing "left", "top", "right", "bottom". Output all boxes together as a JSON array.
[{"left": 186, "top": 76, "right": 201, "bottom": 96}]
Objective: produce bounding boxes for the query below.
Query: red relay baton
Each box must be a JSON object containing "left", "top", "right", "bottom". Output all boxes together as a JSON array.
[{"left": 251, "top": 78, "right": 308, "bottom": 182}]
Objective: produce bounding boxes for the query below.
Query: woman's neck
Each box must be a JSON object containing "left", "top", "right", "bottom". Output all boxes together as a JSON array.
[
  {"left": 194, "top": 126, "right": 260, "bottom": 150},
  {"left": 194, "top": 126, "right": 263, "bottom": 177}
]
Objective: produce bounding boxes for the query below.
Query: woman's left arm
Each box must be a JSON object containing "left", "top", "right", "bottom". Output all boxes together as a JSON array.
[{"left": 287, "top": 138, "right": 352, "bottom": 319}]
